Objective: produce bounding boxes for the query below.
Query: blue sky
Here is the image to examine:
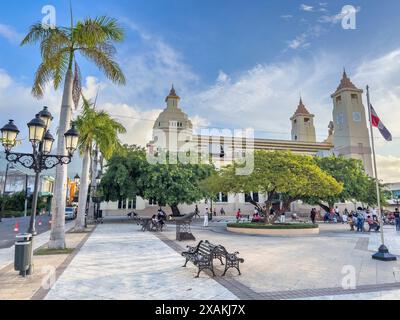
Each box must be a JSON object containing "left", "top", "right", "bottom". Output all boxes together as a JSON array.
[{"left": 1, "top": 0, "right": 400, "bottom": 181}]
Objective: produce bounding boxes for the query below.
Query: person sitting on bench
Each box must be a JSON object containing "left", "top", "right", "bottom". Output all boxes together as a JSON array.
[{"left": 367, "top": 215, "right": 380, "bottom": 232}]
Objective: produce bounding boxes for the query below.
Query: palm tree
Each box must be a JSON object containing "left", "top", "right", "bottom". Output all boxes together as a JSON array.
[
  {"left": 21, "top": 13, "right": 125, "bottom": 248},
  {"left": 74, "top": 98, "right": 126, "bottom": 231}
]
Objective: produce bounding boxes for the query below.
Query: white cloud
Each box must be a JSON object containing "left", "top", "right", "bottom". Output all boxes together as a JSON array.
[
  {"left": 0, "top": 69, "right": 12, "bottom": 89},
  {"left": 281, "top": 15, "right": 293, "bottom": 20},
  {"left": 0, "top": 23, "right": 22, "bottom": 44},
  {"left": 287, "top": 33, "right": 309, "bottom": 50},
  {"left": 300, "top": 4, "right": 314, "bottom": 12},
  {"left": 376, "top": 155, "right": 400, "bottom": 183}
]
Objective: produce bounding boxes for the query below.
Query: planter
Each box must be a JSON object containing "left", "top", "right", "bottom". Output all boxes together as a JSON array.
[{"left": 227, "top": 223, "right": 320, "bottom": 236}]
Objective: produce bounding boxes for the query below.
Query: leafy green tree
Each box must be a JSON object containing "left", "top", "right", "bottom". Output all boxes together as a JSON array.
[
  {"left": 204, "top": 151, "right": 343, "bottom": 222},
  {"left": 21, "top": 11, "right": 125, "bottom": 248},
  {"left": 100, "top": 149, "right": 215, "bottom": 216},
  {"left": 140, "top": 158, "right": 215, "bottom": 216},
  {"left": 100, "top": 146, "right": 148, "bottom": 202},
  {"left": 75, "top": 98, "right": 126, "bottom": 231},
  {"left": 302, "top": 156, "right": 386, "bottom": 212}
]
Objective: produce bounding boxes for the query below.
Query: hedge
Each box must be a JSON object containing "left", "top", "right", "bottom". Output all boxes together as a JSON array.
[{"left": 227, "top": 223, "right": 319, "bottom": 230}]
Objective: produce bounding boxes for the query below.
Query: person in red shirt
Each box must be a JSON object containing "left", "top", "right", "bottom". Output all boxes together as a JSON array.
[{"left": 236, "top": 209, "right": 242, "bottom": 222}]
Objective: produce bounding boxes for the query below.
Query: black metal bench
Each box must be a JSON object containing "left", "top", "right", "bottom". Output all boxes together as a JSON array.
[
  {"left": 182, "top": 240, "right": 219, "bottom": 278},
  {"left": 217, "top": 245, "right": 245, "bottom": 276},
  {"left": 182, "top": 240, "right": 244, "bottom": 277}
]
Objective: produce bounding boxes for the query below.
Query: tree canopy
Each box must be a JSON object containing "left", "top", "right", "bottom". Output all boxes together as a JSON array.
[
  {"left": 204, "top": 150, "right": 343, "bottom": 221},
  {"left": 100, "top": 148, "right": 215, "bottom": 215},
  {"left": 303, "top": 156, "right": 387, "bottom": 212}
]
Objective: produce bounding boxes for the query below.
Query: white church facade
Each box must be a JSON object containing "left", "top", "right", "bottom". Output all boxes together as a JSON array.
[{"left": 102, "top": 71, "right": 373, "bottom": 216}]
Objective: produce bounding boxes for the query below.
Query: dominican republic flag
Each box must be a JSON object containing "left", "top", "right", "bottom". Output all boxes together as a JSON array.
[{"left": 370, "top": 104, "right": 392, "bottom": 141}]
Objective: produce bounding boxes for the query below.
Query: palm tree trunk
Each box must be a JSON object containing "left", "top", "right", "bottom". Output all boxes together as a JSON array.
[
  {"left": 75, "top": 147, "right": 91, "bottom": 231},
  {"left": 88, "top": 145, "right": 99, "bottom": 220},
  {"left": 49, "top": 69, "right": 73, "bottom": 249}
]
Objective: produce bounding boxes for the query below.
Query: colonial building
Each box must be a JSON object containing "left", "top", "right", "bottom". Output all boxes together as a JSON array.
[{"left": 102, "top": 71, "right": 373, "bottom": 216}]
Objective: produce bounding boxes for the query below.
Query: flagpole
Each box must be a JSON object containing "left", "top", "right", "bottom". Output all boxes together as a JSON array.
[{"left": 366, "top": 85, "right": 397, "bottom": 261}]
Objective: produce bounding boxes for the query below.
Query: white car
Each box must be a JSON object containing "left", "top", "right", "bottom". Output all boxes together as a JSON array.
[{"left": 65, "top": 207, "right": 77, "bottom": 220}]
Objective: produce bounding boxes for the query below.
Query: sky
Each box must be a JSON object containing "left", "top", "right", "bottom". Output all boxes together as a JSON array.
[{"left": 0, "top": 0, "right": 400, "bottom": 182}]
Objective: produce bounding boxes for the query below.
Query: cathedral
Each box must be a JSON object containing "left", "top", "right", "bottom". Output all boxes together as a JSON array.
[{"left": 102, "top": 71, "right": 373, "bottom": 215}]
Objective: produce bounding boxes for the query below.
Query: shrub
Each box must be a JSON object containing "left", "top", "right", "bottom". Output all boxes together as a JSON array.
[{"left": 227, "top": 223, "right": 319, "bottom": 229}]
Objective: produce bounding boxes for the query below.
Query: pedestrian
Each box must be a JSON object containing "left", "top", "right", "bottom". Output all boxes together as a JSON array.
[
  {"left": 371, "top": 207, "right": 378, "bottom": 222},
  {"left": 280, "top": 211, "right": 286, "bottom": 223},
  {"left": 367, "top": 215, "right": 380, "bottom": 232},
  {"left": 203, "top": 208, "right": 209, "bottom": 227},
  {"left": 213, "top": 209, "right": 217, "bottom": 217},
  {"left": 342, "top": 209, "right": 348, "bottom": 225},
  {"left": 356, "top": 208, "right": 365, "bottom": 232},
  {"left": 236, "top": 209, "right": 242, "bottom": 223},
  {"left": 220, "top": 207, "right": 225, "bottom": 216},
  {"left": 194, "top": 205, "right": 200, "bottom": 219},
  {"left": 310, "top": 208, "right": 317, "bottom": 224},
  {"left": 348, "top": 212, "right": 355, "bottom": 231},
  {"left": 394, "top": 208, "right": 400, "bottom": 231}
]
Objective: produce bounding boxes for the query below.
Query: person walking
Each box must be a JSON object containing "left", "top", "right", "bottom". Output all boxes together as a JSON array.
[
  {"left": 203, "top": 208, "right": 209, "bottom": 227},
  {"left": 394, "top": 208, "right": 400, "bottom": 231},
  {"left": 194, "top": 205, "right": 200, "bottom": 219},
  {"left": 220, "top": 207, "right": 225, "bottom": 216}
]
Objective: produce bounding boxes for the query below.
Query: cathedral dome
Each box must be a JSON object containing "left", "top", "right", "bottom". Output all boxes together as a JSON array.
[{"left": 153, "top": 86, "right": 193, "bottom": 130}]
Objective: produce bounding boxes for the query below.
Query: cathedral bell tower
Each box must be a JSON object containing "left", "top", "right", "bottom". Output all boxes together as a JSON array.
[
  {"left": 331, "top": 70, "right": 373, "bottom": 176},
  {"left": 291, "top": 98, "right": 316, "bottom": 143}
]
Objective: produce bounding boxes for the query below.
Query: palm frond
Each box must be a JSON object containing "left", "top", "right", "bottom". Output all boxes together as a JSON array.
[
  {"left": 32, "top": 62, "right": 54, "bottom": 98},
  {"left": 80, "top": 47, "right": 126, "bottom": 85}
]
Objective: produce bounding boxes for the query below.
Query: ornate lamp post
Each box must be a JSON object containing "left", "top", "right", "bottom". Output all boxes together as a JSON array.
[{"left": 1, "top": 107, "right": 79, "bottom": 236}]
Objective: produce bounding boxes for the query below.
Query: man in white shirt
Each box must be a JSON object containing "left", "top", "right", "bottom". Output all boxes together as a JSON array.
[{"left": 203, "top": 208, "right": 209, "bottom": 227}]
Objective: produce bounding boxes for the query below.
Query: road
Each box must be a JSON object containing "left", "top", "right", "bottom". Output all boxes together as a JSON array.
[{"left": 0, "top": 215, "right": 52, "bottom": 249}]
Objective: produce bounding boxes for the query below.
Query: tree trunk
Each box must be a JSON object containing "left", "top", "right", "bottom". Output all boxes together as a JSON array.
[
  {"left": 49, "top": 69, "right": 73, "bottom": 249},
  {"left": 75, "top": 147, "right": 91, "bottom": 231},
  {"left": 88, "top": 145, "right": 98, "bottom": 220},
  {"left": 170, "top": 204, "right": 181, "bottom": 217},
  {"left": 318, "top": 202, "right": 330, "bottom": 214}
]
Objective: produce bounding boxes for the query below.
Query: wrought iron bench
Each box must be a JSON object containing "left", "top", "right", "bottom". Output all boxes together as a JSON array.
[
  {"left": 182, "top": 240, "right": 244, "bottom": 277},
  {"left": 182, "top": 240, "right": 218, "bottom": 278},
  {"left": 216, "top": 245, "right": 245, "bottom": 276}
]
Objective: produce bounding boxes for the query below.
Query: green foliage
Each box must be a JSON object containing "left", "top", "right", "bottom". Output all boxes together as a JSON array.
[
  {"left": 0, "top": 192, "right": 49, "bottom": 216},
  {"left": 227, "top": 223, "right": 319, "bottom": 229},
  {"left": 302, "top": 156, "right": 385, "bottom": 209},
  {"left": 76, "top": 98, "right": 126, "bottom": 159},
  {"left": 204, "top": 150, "right": 343, "bottom": 205},
  {"left": 140, "top": 156, "right": 215, "bottom": 211},
  {"left": 21, "top": 15, "right": 125, "bottom": 98},
  {"left": 100, "top": 146, "right": 148, "bottom": 201},
  {"left": 100, "top": 148, "right": 215, "bottom": 214}
]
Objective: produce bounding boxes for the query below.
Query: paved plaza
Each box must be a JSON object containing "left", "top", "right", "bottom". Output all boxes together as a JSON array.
[{"left": 36, "top": 219, "right": 400, "bottom": 300}]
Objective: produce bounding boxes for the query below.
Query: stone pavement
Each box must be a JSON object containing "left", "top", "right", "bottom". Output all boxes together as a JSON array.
[
  {"left": 0, "top": 221, "right": 74, "bottom": 272},
  {"left": 0, "top": 225, "right": 91, "bottom": 300},
  {"left": 45, "top": 224, "right": 237, "bottom": 300},
  {"left": 22, "top": 221, "right": 400, "bottom": 300}
]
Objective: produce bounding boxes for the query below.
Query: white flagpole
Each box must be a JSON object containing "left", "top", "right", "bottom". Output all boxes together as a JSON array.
[
  {"left": 366, "top": 85, "right": 396, "bottom": 261},
  {"left": 366, "top": 86, "right": 384, "bottom": 244}
]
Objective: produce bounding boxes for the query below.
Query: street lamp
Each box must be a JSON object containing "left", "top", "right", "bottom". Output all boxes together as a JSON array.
[{"left": 1, "top": 107, "right": 79, "bottom": 275}]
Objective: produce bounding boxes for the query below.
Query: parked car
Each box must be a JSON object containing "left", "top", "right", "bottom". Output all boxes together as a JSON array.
[{"left": 65, "top": 207, "right": 77, "bottom": 220}]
